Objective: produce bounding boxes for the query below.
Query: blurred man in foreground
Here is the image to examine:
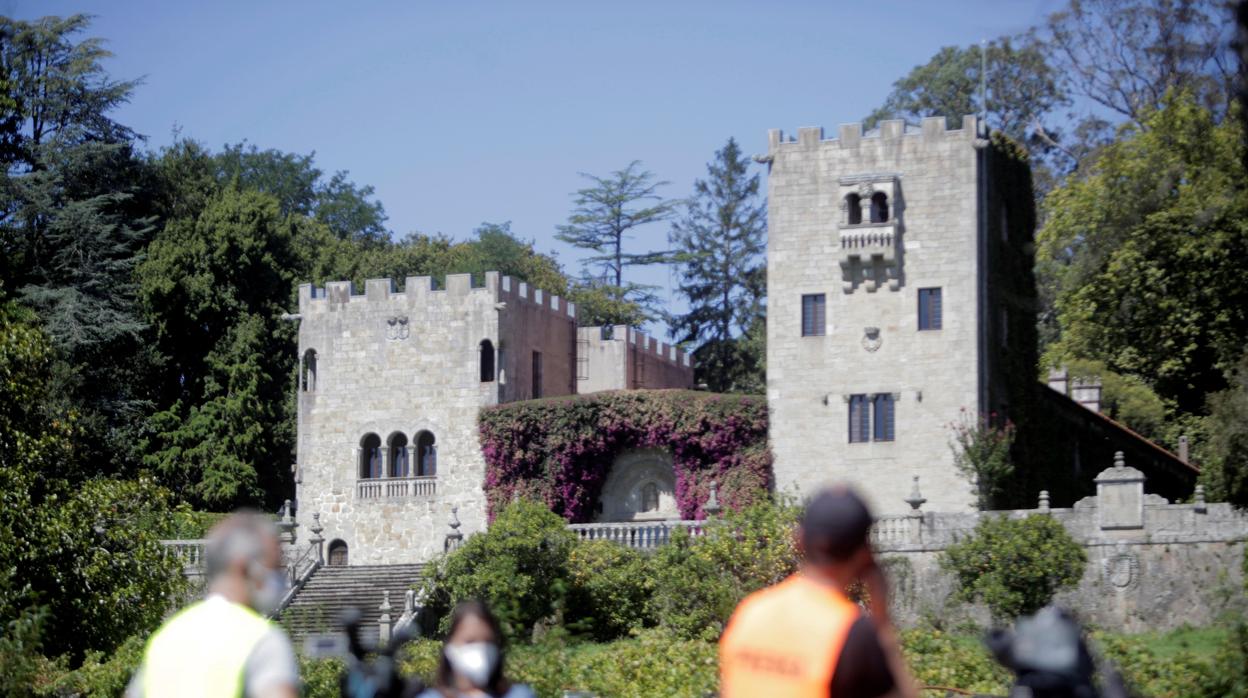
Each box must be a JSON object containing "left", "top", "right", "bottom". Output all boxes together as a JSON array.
[
  {"left": 127, "top": 512, "right": 298, "bottom": 698},
  {"left": 719, "top": 486, "right": 917, "bottom": 698}
]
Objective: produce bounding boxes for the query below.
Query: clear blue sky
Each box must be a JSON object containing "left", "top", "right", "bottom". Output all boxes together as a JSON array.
[{"left": 11, "top": 0, "right": 1061, "bottom": 336}]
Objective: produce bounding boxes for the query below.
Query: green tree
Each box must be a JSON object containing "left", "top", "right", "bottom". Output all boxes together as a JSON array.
[
  {"left": 866, "top": 39, "right": 1065, "bottom": 145},
  {"left": 0, "top": 303, "right": 182, "bottom": 662},
  {"left": 1202, "top": 353, "right": 1248, "bottom": 507},
  {"left": 1039, "top": 93, "right": 1248, "bottom": 415},
  {"left": 0, "top": 15, "right": 138, "bottom": 172},
  {"left": 139, "top": 188, "right": 297, "bottom": 508},
  {"left": 940, "top": 514, "right": 1087, "bottom": 621},
  {"left": 214, "top": 142, "right": 389, "bottom": 244},
  {"left": 555, "top": 161, "right": 678, "bottom": 322},
  {"left": 1041, "top": 0, "right": 1235, "bottom": 127},
  {"left": 669, "top": 138, "right": 766, "bottom": 393}
]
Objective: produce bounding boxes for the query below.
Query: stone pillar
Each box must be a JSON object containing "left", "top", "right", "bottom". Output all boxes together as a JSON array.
[
  {"left": 406, "top": 445, "right": 417, "bottom": 477},
  {"left": 1072, "top": 377, "right": 1103, "bottom": 413},
  {"left": 310, "top": 513, "right": 325, "bottom": 564},
  {"left": 378, "top": 590, "right": 392, "bottom": 645},
  {"left": 1047, "top": 368, "right": 1069, "bottom": 396},
  {"left": 1094, "top": 452, "right": 1146, "bottom": 530}
]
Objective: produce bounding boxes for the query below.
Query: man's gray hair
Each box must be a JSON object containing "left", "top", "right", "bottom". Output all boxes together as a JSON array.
[{"left": 204, "top": 511, "right": 279, "bottom": 581}]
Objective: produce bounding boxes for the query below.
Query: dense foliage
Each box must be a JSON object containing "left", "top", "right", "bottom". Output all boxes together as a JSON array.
[
  {"left": 940, "top": 514, "right": 1087, "bottom": 621},
  {"left": 0, "top": 304, "right": 184, "bottom": 665},
  {"left": 478, "top": 390, "right": 770, "bottom": 522}
]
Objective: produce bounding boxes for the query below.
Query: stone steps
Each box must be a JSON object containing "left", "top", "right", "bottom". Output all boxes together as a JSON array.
[{"left": 278, "top": 564, "right": 425, "bottom": 645}]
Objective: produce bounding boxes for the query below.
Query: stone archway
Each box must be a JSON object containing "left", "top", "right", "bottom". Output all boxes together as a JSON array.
[{"left": 596, "top": 449, "right": 679, "bottom": 522}]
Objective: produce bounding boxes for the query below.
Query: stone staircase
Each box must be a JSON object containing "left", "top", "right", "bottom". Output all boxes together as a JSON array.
[{"left": 278, "top": 563, "right": 425, "bottom": 645}]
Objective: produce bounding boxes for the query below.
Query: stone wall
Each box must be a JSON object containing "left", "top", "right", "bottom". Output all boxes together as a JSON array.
[
  {"left": 577, "top": 325, "right": 693, "bottom": 393},
  {"left": 876, "top": 457, "right": 1246, "bottom": 631}
]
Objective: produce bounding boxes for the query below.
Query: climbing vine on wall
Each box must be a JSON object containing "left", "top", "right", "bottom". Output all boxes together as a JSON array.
[{"left": 478, "top": 390, "right": 771, "bottom": 522}]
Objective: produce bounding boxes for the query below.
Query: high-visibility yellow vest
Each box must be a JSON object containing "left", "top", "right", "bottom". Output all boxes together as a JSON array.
[
  {"left": 141, "top": 596, "right": 274, "bottom": 698},
  {"left": 719, "top": 574, "right": 860, "bottom": 698}
]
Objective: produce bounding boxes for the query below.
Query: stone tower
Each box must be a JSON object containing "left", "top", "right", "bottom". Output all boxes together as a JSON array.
[{"left": 764, "top": 116, "right": 1035, "bottom": 513}]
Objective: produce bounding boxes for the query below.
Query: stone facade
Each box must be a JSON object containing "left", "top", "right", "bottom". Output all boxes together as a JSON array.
[
  {"left": 874, "top": 457, "right": 1246, "bottom": 632},
  {"left": 764, "top": 117, "right": 1005, "bottom": 513},
  {"left": 293, "top": 273, "right": 693, "bottom": 564}
]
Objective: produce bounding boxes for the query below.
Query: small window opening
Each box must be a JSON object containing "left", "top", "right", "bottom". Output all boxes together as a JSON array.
[
  {"left": 870, "top": 192, "right": 889, "bottom": 223},
  {"left": 359, "top": 433, "right": 382, "bottom": 479},
  {"left": 416, "top": 431, "right": 437, "bottom": 477},
  {"left": 301, "top": 349, "right": 317, "bottom": 391},
  {"left": 846, "top": 193, "right": 862, "bottom": 225},
  {"left": 480, "top": 340, "right": 495, "bottom": 382},
  {"left": 388, "top": 432, "right": 409, "bottom": 478},
  {"left": 531, "top": 351, "right": 543, "bottom": 398}
]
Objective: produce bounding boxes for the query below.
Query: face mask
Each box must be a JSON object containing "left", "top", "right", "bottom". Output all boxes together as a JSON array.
[
  {"left": 444, "top": 641, "right": 499, "bottom": 688},
  {"left": 249, "top": 568, "right": 288, "bottom": 616}
]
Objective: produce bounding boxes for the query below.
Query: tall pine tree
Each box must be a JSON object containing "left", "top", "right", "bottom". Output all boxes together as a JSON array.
[
  {"left": 669, "top": 138, "right": 766, "bottom": 393},
  {"left": 555, "top": 161, "right": 678, "bottom": 323}
]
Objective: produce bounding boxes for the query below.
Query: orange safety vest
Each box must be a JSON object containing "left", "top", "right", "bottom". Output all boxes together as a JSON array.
[{"left": 719, "top": 574, "right": 861, "bottom": 698}]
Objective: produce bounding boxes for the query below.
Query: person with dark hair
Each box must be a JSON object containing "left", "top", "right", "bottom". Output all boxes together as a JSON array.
[
  {"left": 719, "top": 486, "right": 918, "bottom": 698},
  {"left": 417, "top": 600, "right": 535, "bottom": 698}
]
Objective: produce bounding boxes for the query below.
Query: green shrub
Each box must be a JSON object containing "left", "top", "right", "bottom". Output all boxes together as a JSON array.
[
  {"left": 939, "top": 514, "right": 1086, "bottom": 621},
  {"left": 645, "top": 528, "right": 739, "bottom": 641},
  {"left": 900, "top": 627, "right": 1010, "bottom": 694},
  {"left": 645, "top": 500, "right": 799, "bottom": 640},
  {"left": 565, "top": 540, "right": 652, "bottom": 641},
  {"left": 38, "top": 632, "right": 145, "bottom": 697},
  {"left": 299, "top": 655, "right": 345, "bottom": 698},
  {"left": 398, "top": 631, "right": 718, "bottom": 698},
  {"left": 419, "top": 500, "right": 577, "bottom": 641}
]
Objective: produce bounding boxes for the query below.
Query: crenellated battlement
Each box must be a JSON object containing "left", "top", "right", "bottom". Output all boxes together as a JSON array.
[
  {"left": 767, "top": 115, "right": 979, "bottom": 154},
  {"left": 298, "top": 271, "right": 577, "bottom": 320}
]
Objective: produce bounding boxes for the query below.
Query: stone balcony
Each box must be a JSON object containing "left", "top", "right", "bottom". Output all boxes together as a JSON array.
[
  {"left": 355, "top": 476, "right": 437, "bottom": 499},
  {"left": 838, "top": 223, "right": 900, "bottom": 292}
]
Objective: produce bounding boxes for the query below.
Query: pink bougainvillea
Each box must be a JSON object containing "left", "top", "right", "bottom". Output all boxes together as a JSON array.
[{"left": 478, "top": 389, "right": 772, "bottom": 523}]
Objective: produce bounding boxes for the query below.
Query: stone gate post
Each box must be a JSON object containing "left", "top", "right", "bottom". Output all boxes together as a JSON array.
[{"left": 1095, "top": 452, "right": 1146, "bottom": 531}]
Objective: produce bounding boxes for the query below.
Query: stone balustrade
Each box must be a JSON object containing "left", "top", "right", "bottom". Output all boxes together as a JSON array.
[
  {"left": 356, "top": 476, "right": 437, "bottom": 499},
  {"left": 567, "top": 520, "right": 708, "bottom": 550},
  {"left": 161, "top": 539, "right": 207, "bottom": 575}
]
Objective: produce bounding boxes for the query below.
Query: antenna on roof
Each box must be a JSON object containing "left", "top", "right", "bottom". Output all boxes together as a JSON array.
[{"left": 980, "top": 39, "right": 988, "bottom": 137}]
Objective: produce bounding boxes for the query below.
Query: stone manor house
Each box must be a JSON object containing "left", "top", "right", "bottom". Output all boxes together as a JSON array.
[{"left": 290, "top": 115, "right": 1197, "bottom": 567}]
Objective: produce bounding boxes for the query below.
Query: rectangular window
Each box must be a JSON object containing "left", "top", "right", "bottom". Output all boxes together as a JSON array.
[
  {"left": 531, "top": 351, "right": 542, "bottom": 398},
  {"left": 873, "top": 393, "right": 895, "bottom": 442},
  {"left": 801, "top": 294, "right": 826, "bottom": 336},
  {"left": 848, "top": 394, "right": 870, "bottom": 443},
  {"left": 918, "top": 288, "right": 942, "bottom": 331}
]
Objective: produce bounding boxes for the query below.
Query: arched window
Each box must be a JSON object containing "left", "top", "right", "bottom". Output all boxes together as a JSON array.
[
  {"left": 327, "top": 540, "right": 348, "bottom": 566},
  {"left": 479, "top": 340, "right": 495, "bottom": 382},
  {"left": 870, "top": 192, "right": 889, "bottom": 223},
  {"left": 301, "top": 349, "right": 317, "bottom": 391},
  {"left": 641, "top": 482, "right": 659, "bottom": 513},
  {"left": 359, "top": 433, "right": 382, "bottom": 479},
  {"left": 388, "top": 432, "right": 409, "bottom": 478},
  {"left": 416, "top": 431, "right": 437, "bottom": 476},
  {"left": 845, "top": 193, "right": 862, "bottom": 225}
]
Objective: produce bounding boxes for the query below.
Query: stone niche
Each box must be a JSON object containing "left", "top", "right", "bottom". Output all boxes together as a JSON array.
[{"left": 596, "top": 449, "right": 679, "bottom": 522}]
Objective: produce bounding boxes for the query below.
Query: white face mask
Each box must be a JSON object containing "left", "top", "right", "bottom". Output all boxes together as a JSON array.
[
  {"left": 444, "top": 641, "right": 499, "bottom": 688},
  {"left": 249, "top": 568, "right": 288, "bottom": 616}
]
